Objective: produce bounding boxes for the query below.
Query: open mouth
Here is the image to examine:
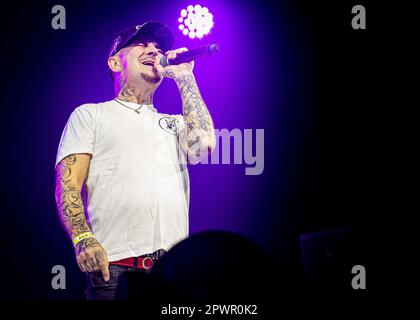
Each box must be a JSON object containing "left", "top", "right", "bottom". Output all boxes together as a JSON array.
[{"left": 142, "top": 60, "right": 155, "bottom": 66}]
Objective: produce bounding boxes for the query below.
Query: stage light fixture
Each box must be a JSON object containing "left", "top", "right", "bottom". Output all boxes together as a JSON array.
[{"left": 177, "top": 4, "right": 214, "bottom": 39}]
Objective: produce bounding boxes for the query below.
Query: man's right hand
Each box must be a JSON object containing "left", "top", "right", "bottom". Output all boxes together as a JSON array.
[{"left": 75, "top": 237, "right": 110, "bottom": 281}]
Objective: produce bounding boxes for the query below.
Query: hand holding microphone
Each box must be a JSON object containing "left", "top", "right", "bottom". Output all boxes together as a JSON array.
[
  {"left": 153, "top": 44, "right": 220, "bottom": 79},
  {"left": 160, "top": 44, "right": 219, "bottom": 67}
]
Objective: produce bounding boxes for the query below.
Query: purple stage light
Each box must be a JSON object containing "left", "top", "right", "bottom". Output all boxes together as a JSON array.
[{"left": 178, "top": 4, "right": 214, "bottom": 39}]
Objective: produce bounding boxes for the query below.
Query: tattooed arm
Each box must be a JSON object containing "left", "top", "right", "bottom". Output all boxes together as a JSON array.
[
  {"left": 174, "top": 71, "right": 216, "bottom": 164},
  {"left": 55, "top": 154, "right": 110, "bottom": 281},
  {"left": 155, "top": 48, "right": 216, "bottom": 164}
]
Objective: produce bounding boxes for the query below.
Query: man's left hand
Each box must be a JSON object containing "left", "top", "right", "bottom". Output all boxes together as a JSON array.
[{"left": 154, "top": 47, "right": 194, "bottom": 79}]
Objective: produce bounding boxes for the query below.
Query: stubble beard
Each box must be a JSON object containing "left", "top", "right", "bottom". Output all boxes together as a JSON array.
[{"left": 140, "top": 68, "right": 162, "bottom": 84}]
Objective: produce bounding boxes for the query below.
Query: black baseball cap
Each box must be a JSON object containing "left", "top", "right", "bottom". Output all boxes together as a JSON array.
[{"left": 109, "top": 21, "right": 174, "bottom": 57}]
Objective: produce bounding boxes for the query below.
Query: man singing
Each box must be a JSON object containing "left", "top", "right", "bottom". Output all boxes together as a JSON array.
[{"left": 54, "top": 21, "right": 216, "bottom": 300}]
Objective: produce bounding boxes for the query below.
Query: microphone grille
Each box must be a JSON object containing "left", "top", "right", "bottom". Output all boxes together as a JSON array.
[{"left": 160, "top": 55, "right": 170, "bottom": 67}]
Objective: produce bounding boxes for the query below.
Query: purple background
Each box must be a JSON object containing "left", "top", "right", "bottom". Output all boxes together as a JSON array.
[{"left": 43, "top": 0, "right": 299, "bottom": 259}]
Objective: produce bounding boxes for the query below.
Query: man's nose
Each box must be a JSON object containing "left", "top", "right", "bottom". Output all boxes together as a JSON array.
[{"left": 146, "top": 47, "right": 161, "bottom": 57}]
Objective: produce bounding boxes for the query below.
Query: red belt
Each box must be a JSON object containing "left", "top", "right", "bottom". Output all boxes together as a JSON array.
[{"left": 110, "top": 256, "right": 156, "bottom": 270}]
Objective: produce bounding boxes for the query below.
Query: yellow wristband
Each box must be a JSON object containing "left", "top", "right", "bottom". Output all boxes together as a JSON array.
[{"left": 72, "top": 232, "right": 94, "bottom": 245}]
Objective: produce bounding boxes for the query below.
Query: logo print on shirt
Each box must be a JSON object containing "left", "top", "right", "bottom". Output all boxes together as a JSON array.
[{"left": 159, "top": 117, "right": 178, "bottom": 135}]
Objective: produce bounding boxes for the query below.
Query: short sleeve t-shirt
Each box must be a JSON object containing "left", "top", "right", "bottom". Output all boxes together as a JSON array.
[{"left": 55, "top": 99, "right": 189, "bottom": 262}]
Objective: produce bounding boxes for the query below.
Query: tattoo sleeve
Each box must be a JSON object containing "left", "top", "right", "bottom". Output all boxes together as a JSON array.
[
  {"left": 166, "top": 69, "right": 216, "bottom": 159},
  {"left": 55, "top": 155, "right": 95, "bottom": 248}
]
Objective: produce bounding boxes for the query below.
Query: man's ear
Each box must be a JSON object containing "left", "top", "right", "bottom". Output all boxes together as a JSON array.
[{"left": 107, "top": 56, "right": 121, "bottom": 73}]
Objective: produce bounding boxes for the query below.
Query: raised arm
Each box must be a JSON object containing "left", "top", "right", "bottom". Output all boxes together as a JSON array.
[
  {"left": 55, "top": 154, "right": 109, "bottom": 281},
  {"left": 154, "top": 47, "right": 216, "bottom": 164},
  {"left": 175, "top": 70, "right": 216, "bottom": 163}
]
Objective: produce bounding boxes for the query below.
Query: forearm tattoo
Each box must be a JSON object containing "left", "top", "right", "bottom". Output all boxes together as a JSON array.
[
  {"left": 164, "top": 69, "right": 215, "bottom": 154},
  {"left": 55, "top": 155, "right": 93, "bottom": 244}
]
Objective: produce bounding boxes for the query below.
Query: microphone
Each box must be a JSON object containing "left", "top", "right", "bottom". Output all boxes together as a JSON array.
[{"left": 160, "top": 44, "right": 220, "bottom": 67}]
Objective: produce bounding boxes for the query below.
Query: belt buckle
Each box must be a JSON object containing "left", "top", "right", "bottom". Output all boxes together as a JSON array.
[{"left": 141, "top": 256, "right": 154, "bottom": 270}]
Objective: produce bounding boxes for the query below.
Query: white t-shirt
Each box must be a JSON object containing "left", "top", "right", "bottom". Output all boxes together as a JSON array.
[{"left": 55, "top": 99, "right": 190, "bottom": 262}]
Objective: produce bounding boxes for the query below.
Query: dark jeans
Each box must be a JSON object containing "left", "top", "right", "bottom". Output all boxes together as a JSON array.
[{"left": 85, "top": 249, "right": 166, "bottom": 300}]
